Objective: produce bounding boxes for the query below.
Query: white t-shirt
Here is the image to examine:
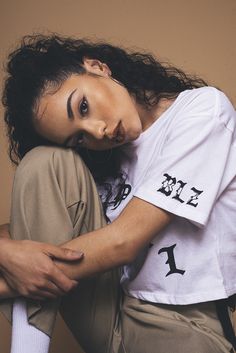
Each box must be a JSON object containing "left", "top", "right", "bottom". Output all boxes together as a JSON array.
[{"left": 106, "top": 86, "right": 236, "bottom": 305}]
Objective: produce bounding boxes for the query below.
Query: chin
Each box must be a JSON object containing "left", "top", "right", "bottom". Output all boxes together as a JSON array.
[{"left": 129, "top": 129, "right": 142, "bottom": 141}]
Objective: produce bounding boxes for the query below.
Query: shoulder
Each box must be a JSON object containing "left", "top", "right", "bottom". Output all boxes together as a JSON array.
[
  {"left": 177, "top": 87, "right": 235, "bottom": 124},
  {"left": 177, "top": 87, "right": 217, "bottom": 115},
  {"left": 162, "top": 87, "right": 236, "bottom": 145},
  {"left": 214, "top": 89, "right": 236, "bottom": 132}
]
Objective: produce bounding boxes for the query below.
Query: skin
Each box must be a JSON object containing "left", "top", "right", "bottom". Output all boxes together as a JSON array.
[
  {"left": 0, "top": 58, "right": 174, "bottom": 299},
  {"left": 0, "top": 224, "right": 83, "bottom": 300},
  {"left": 34, "top": 58, "right": 162, "bottom": 150}
]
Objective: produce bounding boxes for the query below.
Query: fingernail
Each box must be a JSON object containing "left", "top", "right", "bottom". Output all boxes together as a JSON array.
[{"left": 73, "top": 251, "right": 84, "bottom": 258}]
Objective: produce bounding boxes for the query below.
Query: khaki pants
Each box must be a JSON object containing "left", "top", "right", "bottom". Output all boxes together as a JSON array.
[{"left": 0, "top": 146, "right": 233, "bottom": 353}]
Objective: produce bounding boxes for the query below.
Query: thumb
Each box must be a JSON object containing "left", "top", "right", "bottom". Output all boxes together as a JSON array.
[{"left": 45, "top": 245, "right": 84, "bottom": 261}]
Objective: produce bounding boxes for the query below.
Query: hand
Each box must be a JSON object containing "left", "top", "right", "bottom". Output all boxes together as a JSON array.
[
  {"left": 0, "top": 275, "right": 18, "bottom": 299},
  {"left": 0, "top": 238, "right": 84, "bottom": 300}
]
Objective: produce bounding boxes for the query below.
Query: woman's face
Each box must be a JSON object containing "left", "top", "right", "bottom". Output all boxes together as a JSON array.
[{"left": 34, "top": 59, "right": 144, "bottom": 150}]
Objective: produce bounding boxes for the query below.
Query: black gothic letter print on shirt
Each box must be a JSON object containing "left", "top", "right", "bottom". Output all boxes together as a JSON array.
[
  {"left": 158, "top": 244, "right": 186, "bottom": 277},
  {"left": 112, "top": 184, "right": 132, "bottom": 210}
]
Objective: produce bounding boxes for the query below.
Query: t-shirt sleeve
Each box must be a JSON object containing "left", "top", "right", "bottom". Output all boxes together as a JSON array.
[{"left": 134, "top": 88, "right": 236, "bottom": 227}]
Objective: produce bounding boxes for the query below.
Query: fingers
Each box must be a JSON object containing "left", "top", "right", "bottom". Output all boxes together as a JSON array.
[
  {"left": 19, "top": 279, "right": 78, "bottom": 300},
  {"left": 26, "top": 290, "right": 61, "bottom": 301},
  {"left": 44, "top": 244, "right": 84, "bottom": 262},
  {"left": 26, "top": 290, "right": 58, "bottom": 301},
  {"left": 31, "top": 282, "right": 70, "bottom": 300},
  {"left": 49, "top": 265, "right": 78, "bottom": 293},
  {"left": 37, "top": 280, "right": 68, "bottom": 297},
  {"left": 5, "top": 263, "right": 78, "bottom": 299}
]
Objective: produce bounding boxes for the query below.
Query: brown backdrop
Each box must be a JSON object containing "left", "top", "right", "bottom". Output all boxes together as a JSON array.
[{"left": 0, "top": 0, "right": 235, "bottom": 352}]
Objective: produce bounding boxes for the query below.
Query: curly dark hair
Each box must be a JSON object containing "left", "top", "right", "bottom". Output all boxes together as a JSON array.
[{"left": 2, "top": 34, "right": 207, "bottom": 213}]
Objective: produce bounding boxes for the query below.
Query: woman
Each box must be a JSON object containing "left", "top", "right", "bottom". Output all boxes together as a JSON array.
[{"left": 0, "top": 34, "right": 235, "bottom": 353}]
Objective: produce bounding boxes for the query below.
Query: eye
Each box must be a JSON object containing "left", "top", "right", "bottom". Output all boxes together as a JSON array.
[{"left": 79, "top": 97, "right": 89, "bottom": 116}]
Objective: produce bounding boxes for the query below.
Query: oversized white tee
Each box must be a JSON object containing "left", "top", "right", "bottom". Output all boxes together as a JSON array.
[{"left": 106, "top": 86, "right": 236, "bottom": 305}]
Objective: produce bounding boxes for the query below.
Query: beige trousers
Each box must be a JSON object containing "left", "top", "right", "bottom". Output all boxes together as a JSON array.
[{"left": 0, "top": 146, "right": 233, "bottom": 353}]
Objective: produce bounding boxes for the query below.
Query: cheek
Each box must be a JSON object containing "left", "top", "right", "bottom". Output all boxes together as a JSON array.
[{"left": 35, "top": 119, "right": 66, "bottom": 144}]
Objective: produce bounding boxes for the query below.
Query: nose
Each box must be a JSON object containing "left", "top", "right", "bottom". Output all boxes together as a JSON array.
[{"left": 84, "top": 120, "right": 107, "bottom": 140}]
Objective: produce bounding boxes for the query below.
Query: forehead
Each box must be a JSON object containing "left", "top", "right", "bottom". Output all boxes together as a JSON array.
[
  {"left": 33, "top": 73, "right": 112, "bottom": 144},
  {"left": 36, "top": 74, "right": 82, "bottom": 119},
  {"left": 33, "top": 75, "right": 83, "bottom": 142},
  {"left": 36, "top": 73, "right": 107, "bottom": 120}
]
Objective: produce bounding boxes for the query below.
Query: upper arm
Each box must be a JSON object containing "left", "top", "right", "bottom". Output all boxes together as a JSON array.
[{"left": 133, "top": 88, "right": 236, "bottom": 227}]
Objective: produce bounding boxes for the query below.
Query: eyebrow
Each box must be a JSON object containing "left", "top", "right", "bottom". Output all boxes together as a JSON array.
[{"left": 67, "top": 89, "right": 77, "bottom": 119}]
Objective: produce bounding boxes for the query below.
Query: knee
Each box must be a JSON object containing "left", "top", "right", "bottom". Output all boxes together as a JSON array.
[
  {"left": 14, "top": 145, "right": 89, "bottom": 188},
  {"left": 15, "top": 146, "right": 60, "bottom": 180},
  {"left": 17, "top": 146, "right": 81, "bottom": 173}
]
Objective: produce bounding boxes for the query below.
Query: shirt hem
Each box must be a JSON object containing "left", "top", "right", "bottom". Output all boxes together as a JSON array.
[{"left": 124, "top": 287, "right": 236, "bottom": 305}]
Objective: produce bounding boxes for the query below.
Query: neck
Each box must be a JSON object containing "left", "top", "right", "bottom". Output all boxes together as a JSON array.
[{"left": 135, "top": 97, "right": 177, "bottom": 132}]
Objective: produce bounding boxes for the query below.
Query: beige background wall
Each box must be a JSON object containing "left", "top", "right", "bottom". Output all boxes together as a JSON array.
[{"left": 0, "top": 0, "right": 235, "bottom": 352}]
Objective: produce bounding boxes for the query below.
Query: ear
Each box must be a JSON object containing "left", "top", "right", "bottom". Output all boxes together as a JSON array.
[{"left": 82, "top": 58, "right": 112, "bottom": 77}]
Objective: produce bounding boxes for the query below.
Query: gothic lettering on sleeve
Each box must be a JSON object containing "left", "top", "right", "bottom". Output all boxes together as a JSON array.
[
  {"left": 186, "top": 187, "right": 203, "bottom": 207},
  {"left": 112, "top": 184, "right": 132, "bottom": 210},
  {"left": 157, "top": 173, "right": 176, "bottom": 196},
  {"left": 158, "top": 244, "right": 186, "bottom": 277},
  {"left": 157, "top": 173, "right": 203, "bottom": 207},
  {"left": 172, "top": 180, "right": 187, "bottom": 203}
]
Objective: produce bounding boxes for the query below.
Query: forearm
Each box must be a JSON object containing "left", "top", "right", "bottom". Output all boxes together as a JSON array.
[
  {"left": 56, "top": 198, "right": 172, "bottom": 280},
  {"left": 56, "top": 223, "right": 127, "bottom": 280}
]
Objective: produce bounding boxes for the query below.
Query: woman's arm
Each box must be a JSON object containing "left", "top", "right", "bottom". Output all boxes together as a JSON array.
[
  {"left": 0, "top": 197, "right": 171, "bottom": 298},
  {"left": 0, "top": 225, "right": 83, "bottom": 300},
  {"left": 56, "top": 197, "right": 172, "bottom": 279}
]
